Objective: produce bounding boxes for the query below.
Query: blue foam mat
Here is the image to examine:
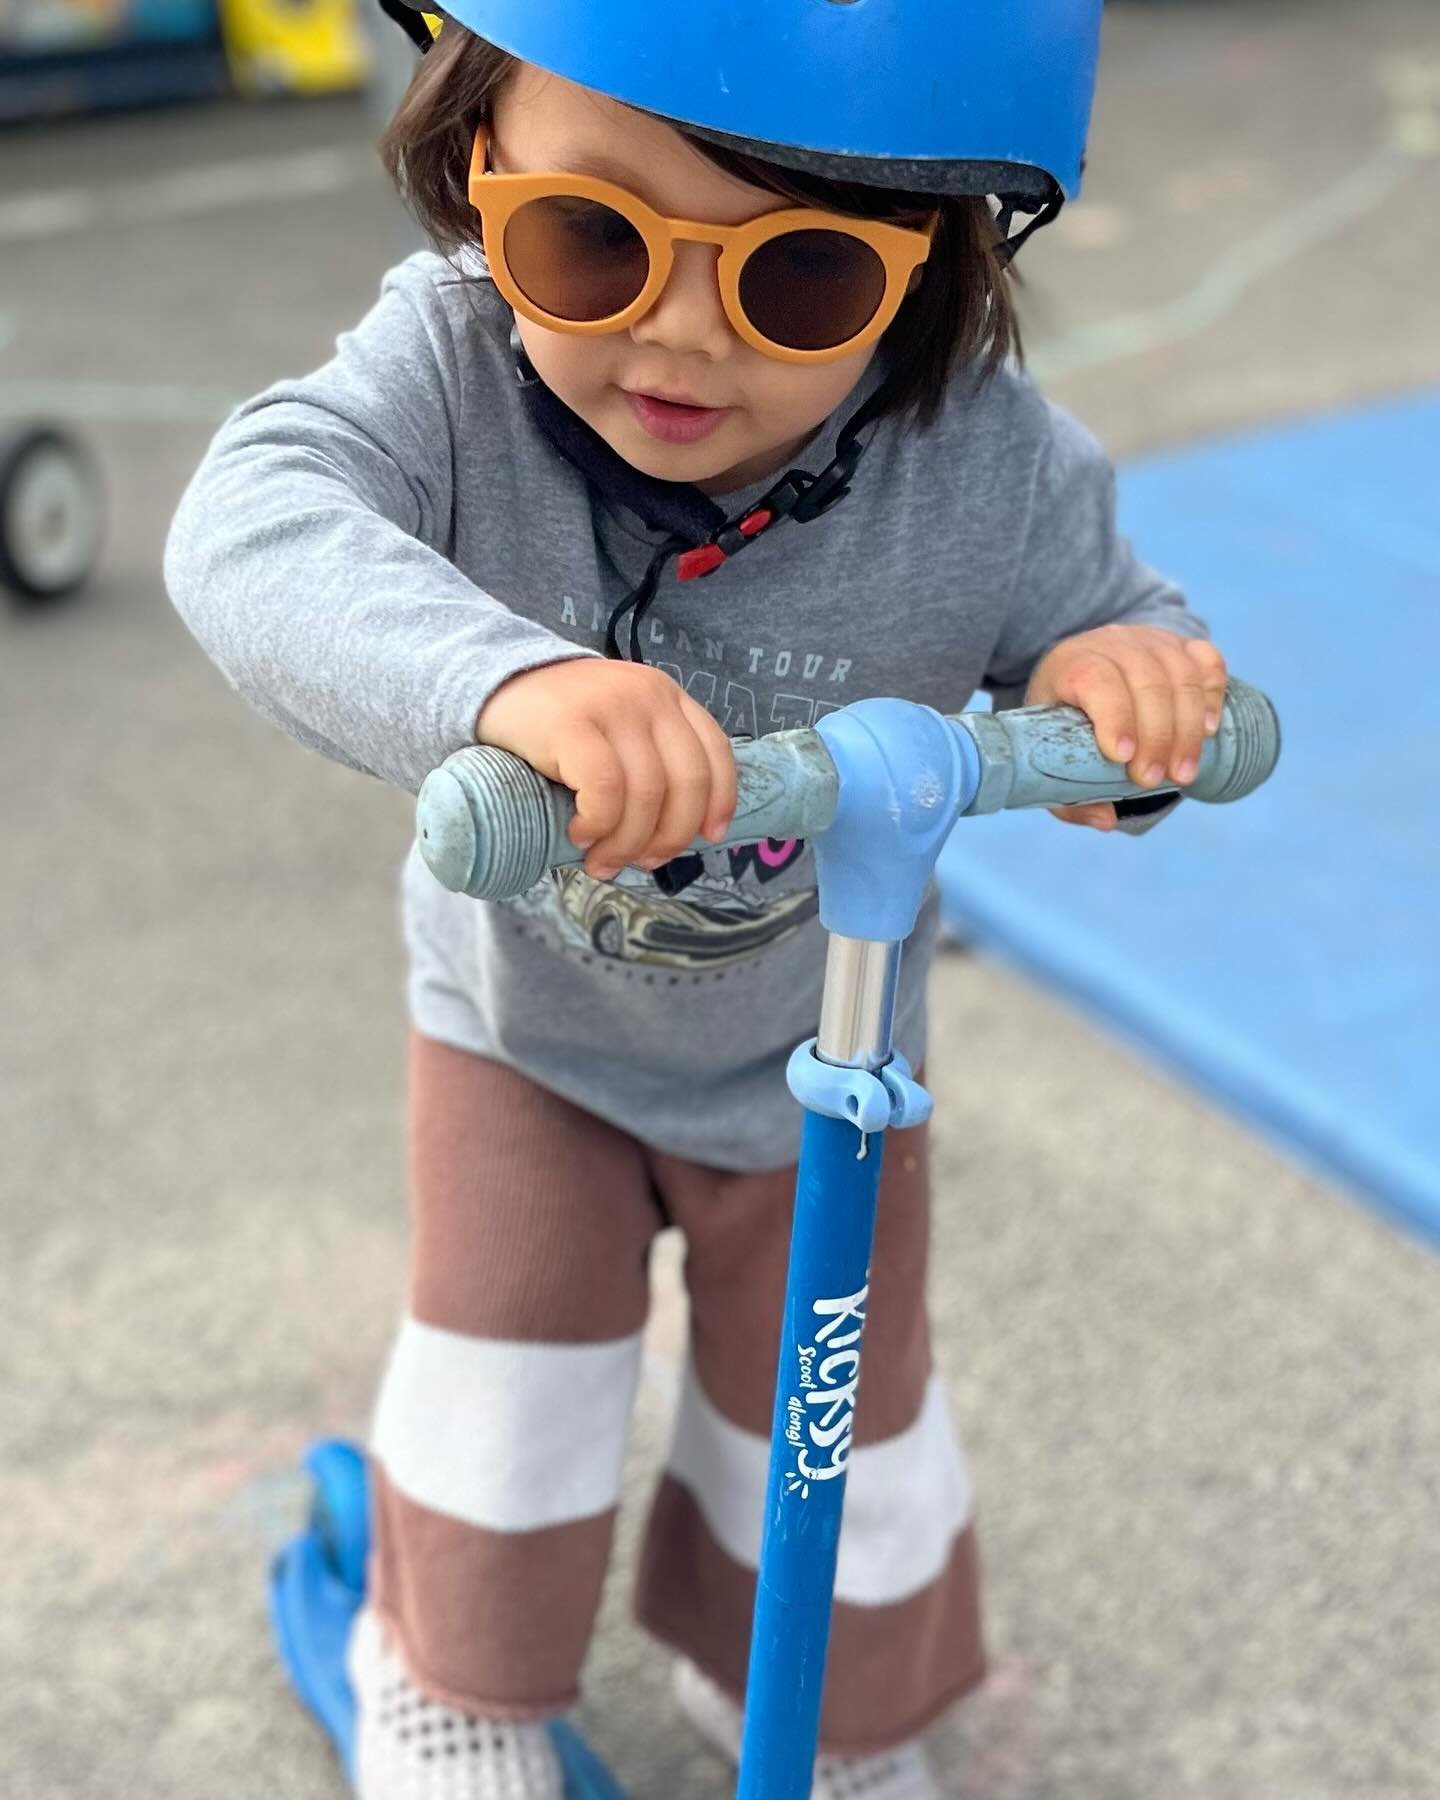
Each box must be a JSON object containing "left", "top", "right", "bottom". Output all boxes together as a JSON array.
[{"left": 937, "top": 389, "right": 1440, "bottom": 1247}]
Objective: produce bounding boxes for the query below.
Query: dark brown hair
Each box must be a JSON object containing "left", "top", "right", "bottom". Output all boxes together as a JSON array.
[{"left": 381, "top": 29, "right": 1020, "bottom": 428}]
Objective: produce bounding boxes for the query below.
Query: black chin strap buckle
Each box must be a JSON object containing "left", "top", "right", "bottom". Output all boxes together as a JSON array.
[
  {"left": 789, "top": 434, "right": 866, "bottom": 524},
  {"left": 995, "top": 180, "right": 1066, "bottom": 266}
]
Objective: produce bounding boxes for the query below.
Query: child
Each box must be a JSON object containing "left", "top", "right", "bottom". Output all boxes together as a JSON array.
[{"left": 166, "top": 5, "right": 1229, "bottom": 1795}]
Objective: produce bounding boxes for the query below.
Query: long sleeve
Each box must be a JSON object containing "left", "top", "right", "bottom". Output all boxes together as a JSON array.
[
  {"left": 983, "top": 398, "right": 1208, "bottom": 708},
  {"left": 164, "top": 263, "right": 597, "bottom": 795},
  {"left": 982, "top": 398, "right": 1209, "bottom": 835}
]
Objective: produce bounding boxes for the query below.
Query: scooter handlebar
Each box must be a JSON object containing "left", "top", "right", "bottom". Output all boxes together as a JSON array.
[{"left": 417, "top": 678, "right": 1279, "bottom": 901}]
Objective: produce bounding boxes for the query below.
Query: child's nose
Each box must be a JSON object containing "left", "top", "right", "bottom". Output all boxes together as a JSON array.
[{"left": 628, "top": 241, "right": 735, "bottom": 363}]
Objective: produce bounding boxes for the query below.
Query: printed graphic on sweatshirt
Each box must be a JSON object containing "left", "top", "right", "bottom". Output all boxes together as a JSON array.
[
  {"left": 509, "top": 838, "right": 816, "bottom": 973},
  {"left": 556, "top": 593, "right": 855, "bottom": 736}
]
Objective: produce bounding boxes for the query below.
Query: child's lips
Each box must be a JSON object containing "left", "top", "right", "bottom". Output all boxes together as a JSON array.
[{"left": 624, "top": 390, "right": 732, "bottom": 445}]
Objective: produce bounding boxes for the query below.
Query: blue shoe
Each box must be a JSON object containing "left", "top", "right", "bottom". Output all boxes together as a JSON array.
[{"left": 268, "top": 1439, "right": 629, "bottom": 1798}]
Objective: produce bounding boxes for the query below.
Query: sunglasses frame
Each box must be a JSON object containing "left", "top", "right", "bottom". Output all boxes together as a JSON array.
[{"left": 467, "top": 125, "right": 936, "bottom": 365}]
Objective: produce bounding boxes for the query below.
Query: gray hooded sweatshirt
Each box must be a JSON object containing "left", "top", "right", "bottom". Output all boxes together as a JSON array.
[{"left": 165, "top": 252, "right": 1202, "bottom": 1170}]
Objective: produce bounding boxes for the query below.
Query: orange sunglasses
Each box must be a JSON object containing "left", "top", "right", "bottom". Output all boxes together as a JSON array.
[{"left": 467, "top": 125, "right": 937, "bottom": 365}]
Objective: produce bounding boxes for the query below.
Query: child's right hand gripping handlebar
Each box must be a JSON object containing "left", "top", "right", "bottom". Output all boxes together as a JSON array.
[{"left": 417, "top": 679, "right": 1280, "bottom": 901}]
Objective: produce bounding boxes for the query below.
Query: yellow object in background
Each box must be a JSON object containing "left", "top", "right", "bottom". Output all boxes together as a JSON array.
[{"left": 218, "top": 0, "right": 372, "bottom": 96}]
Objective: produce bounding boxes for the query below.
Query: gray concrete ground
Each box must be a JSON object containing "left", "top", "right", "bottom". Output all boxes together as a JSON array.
[{"left": 3, "top": 4, "right": 1438, "bottom": 1796}]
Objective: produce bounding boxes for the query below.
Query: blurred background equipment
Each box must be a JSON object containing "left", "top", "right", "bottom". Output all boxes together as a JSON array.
[
  {"left": 0, "top": 422, "right": 104, "bottom": 601},
  {"left": 0, "top": 0, "right": 371, "bottom": 599},
  {"left": 0, "top": 0, "right": 228, "bottom": 117},
  {"left": 215, "top": 0, "right": 369, "bottom": 98},
  {"left": 0, "top": 0, "right": 369, "bottom": 120}
]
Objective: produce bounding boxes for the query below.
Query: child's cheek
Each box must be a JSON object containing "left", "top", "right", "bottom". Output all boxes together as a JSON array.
[
  {"left": 762, "top": 348, "right": 878, "bottom": 439},
  {"left": 513, "top": 320, "right": 615, "bottom": 420}
]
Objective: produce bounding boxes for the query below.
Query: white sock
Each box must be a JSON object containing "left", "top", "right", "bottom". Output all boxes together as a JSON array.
[
  {"left": 672, "top": 1657, "right": 941, "bottom": 1800},
  {"left": 347, "top": 1604, "right": 564, "bottom": 1800}
]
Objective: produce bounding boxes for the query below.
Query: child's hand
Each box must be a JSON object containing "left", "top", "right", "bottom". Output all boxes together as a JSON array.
[
  {"left": 477, "top": 659, "right": 738, "bottom": 880},
  {"left": 1024, "top": 625, "right": 1229, "bottom": 832}
]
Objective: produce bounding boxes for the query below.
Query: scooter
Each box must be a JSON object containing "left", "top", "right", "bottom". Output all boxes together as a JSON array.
[{"left": 270, "top": 680, "right": 1280, "bottom": 1797}]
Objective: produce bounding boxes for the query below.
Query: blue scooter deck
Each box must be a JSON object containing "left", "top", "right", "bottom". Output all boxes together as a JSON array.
[{"left": 268, "top": 1441, "right": 630, "bottom": 1798}]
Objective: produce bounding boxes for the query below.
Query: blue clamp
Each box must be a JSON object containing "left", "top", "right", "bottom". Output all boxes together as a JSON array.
[{"left": 786, "top": 1040, "right": 933, "bottom": 1134}]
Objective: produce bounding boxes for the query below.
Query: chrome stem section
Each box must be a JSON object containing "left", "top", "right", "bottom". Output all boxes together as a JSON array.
[{"left": 815, "top": 935, "right": 902, "bottom": 1072}]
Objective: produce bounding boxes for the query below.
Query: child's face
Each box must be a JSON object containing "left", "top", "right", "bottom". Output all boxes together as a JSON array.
[{"left": 491, "top": 65, "right": 880, "bottom": 496}]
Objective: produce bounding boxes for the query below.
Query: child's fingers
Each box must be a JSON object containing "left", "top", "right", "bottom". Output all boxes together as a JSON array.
[
  {"left": 560, "top": 721, "right": 625, "bottom": 851},
  {"left": 1049, "top": 802, "right": 1117, "bottom": 831},
  {"left": 580, "top": 725, "right": 666, "bottom": 878},
  {"left": 1184, "top": 638, "right": 1230, "bottom": 731},
  {"left": 1150, "top": 633, "right": 1210, "bottom": 785},
  {"left": 644, "top": 712, "right": 717, "bottom": 865},
  {"left": 1121, "top": 648, "right": 1177, "bottom": 788},
  {"left": 681, "top": 694, "right": 738, "bottom": 840},
  {"left": 1048, "top": 651, "right": 1138, "bottom": 765}
]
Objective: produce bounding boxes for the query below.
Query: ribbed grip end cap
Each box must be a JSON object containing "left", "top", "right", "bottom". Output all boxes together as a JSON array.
[
  {"left": 1214, "top": 679, "right": 1282, "bottom": 802},
  {"left": 416, "top": 766, "right": 480, "bottom": 894},
  {"left": 415, "top": 747, "right": 556, "bottom": 900}
]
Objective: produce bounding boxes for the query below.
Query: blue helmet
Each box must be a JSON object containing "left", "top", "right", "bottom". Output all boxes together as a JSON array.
[{"left": 386, "top": 0, "right": 1103, "bottom": 213}]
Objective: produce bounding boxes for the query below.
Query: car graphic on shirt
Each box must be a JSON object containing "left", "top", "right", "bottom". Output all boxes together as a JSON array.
[{"left": 549, "top": 865, "right": 820, "bottom": 971}]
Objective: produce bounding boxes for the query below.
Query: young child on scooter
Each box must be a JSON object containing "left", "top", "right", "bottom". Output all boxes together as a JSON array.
[{"left": 166, "top": 6, "right": 1228, "bottom": 1795}]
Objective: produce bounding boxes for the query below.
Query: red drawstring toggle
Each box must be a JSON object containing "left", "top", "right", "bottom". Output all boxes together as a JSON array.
[
  {"left": 675, "top": 506, "right": 776, "bottom": 582},
  {"left": 676, "top": 543, "right": 726, "bottom": 580}
]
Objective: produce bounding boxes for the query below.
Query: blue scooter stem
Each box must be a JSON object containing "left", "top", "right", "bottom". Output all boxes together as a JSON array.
[
  {"left": 738, "top": 1110, "right": 886, "bottom": 1800},
  {"left": 417, "top": 680, "right": 1278, "bottom": 902}
]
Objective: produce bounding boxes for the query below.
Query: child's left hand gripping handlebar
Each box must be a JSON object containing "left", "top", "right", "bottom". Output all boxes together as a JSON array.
[{"left": 417, "top": 678, "right": 1281, "bottom": 901}]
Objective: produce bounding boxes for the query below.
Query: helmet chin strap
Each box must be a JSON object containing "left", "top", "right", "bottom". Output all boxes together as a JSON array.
[
  {"left": 994, "top": 180, "right": 1066, "bottom": 263},
  {"left": 510, "top": 331, "right": 890, "bottom": 665}
]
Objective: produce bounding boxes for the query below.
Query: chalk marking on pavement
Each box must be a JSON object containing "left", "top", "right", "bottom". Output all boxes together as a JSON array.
[
  {"left": 1029, "top": 50, "right": 1438, "bottom": 385},
  {"left": 0, "top": 144, "right": 376, "bottom": 245},
  {"left": 0, "top": 376, "right": 243, "bottom": 424},
  {"left": 1029, "top": 141, "right": 1422, "bottom": 385},
  {"left": 1379, "top": 51, "right": 1440, "bottom": 153}
]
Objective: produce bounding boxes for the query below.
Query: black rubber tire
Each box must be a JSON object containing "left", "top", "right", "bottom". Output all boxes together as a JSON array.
[
  {"left": 593, "top": 913, "right": 624, "bottom": 957},
  {"left": 0, "top": 425, "right": 104, "bottom": 603}
]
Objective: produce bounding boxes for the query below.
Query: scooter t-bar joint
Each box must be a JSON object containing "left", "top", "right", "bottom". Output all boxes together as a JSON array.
[{"left": 781, "top": 696, "right": 974, "bottom": 1139}]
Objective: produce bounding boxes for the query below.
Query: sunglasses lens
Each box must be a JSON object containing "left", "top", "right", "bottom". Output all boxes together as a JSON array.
[
  {"left": 739, "top": 229, "right": 889, "bottom": 351},
  {"left": 503, "top": 195, "right": 650, "bottom": 322}
]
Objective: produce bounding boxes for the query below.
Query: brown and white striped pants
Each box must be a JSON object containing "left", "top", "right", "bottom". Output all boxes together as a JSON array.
[{"left": 366, "top": 1033, "right": 985, "bottom": 1757}]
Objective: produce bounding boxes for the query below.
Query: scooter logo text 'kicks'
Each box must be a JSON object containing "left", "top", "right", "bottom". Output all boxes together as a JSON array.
[{"left": 783, "top": 1283, "right": 868, "bottom": 1495}]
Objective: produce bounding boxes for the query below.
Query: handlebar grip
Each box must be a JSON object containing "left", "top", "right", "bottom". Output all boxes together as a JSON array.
[
  {"left": 417, "top": 727, "right": 840, "bottom": 901},
  {"left": 954, "top": 676, "right": 1280, "bottom": 814}
]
